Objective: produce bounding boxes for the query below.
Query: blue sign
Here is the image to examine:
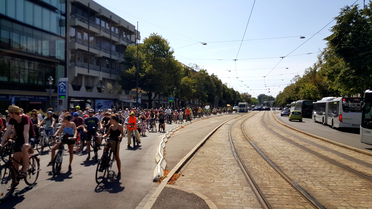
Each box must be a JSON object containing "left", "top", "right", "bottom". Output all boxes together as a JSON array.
[
  {"left": 58, "top": 80, "right": 67, "bottom": 99},
  {"left": 11, "top": 97, "right": 15, "bottom": 105}
]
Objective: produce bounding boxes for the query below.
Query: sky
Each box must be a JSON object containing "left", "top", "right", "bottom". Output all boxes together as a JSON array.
[{"left": 94, "top": 0, "right": 365, "bottom": 98}]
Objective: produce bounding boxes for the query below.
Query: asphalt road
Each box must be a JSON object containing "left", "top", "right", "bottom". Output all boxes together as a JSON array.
[
  {"left": 274, "top": 111, "right": 372, "bottom": 152},
  {"left": 1, "top": 122, "right": 181, "bottom": 209}
]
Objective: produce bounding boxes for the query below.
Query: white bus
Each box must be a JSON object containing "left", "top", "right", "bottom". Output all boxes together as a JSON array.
[
  {"left": 238, "top": 102, "right": 248, "bottom": 112},
  {"left": 361, "top": 90, "right": 372, "bottom": 145},
  {"left": 326, "top": 97, "right": 362, "bottom": 129},
  {"left": 313, "top": 97, "right": 335, "bottom": 124}
]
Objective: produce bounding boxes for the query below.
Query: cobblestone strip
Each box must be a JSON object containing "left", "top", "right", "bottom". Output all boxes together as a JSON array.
[
  {"left": 175, "top": 120, "right": 262, "bottom": 209},
  {"left": 244, "top": 112, "right": 372, "bottom": 209},
  {"left": 268, "top": 113, "right": 372, "bottom": 176},
  {"left": 231, "top": 114, "right": 315, "bottom": 209}
]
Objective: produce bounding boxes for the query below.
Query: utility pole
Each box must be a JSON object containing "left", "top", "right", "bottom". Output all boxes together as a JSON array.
[{"left": 136, "top": 21, "right": 139, "bottom": 108}]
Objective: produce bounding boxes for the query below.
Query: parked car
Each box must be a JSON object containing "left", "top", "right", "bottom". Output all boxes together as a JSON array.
[
  {"left": 281, "top": 109, "right": 290, "bottom": 116},
  {"left": 289, "top": 110, "right": 302, "bottom": 122}
]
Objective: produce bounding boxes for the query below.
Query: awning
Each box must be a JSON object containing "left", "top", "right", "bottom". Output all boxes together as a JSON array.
[{"left": 118, "top": 99, "right": 136, "bottom": 103}]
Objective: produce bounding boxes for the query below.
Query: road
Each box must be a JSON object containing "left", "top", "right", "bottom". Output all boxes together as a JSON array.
[
  {"left": 274, "top": 111, "right": 372, "bottom": 152},
  {"left": 1, "top": 122, "right": 182, "bottom": 209}
]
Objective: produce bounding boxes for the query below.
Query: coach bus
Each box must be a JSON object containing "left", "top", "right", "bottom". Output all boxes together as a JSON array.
[
  {"left": 361, "top": 90, "right": 372, "bottom": 145},
  {"left": 294, "top": 100, "right": 313, "bottom": 118},
  {"left": 313, "top": 97, "right": 335, "bottom": 124}
]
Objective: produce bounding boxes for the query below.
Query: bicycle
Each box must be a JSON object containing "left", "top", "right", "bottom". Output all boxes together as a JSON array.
[
  {"left": 36, "top": 126, "right": 54, "bottom": 152},
  {"left": 0, "top": 139, "right": 40, "bottom": 201},
  {"left": 74, "top": 132, "right": 83, "bottom": 153},
  {"left": 88, "top": 127, "right": 100, "bottom": 162},
  {"left": 127, "top": 123, "right": 140, "bottom": 149},
  {"left": 95, "top": 137, "right": 119, "bottom": 184},
  {"left": 148, "top": 119, "right": 156, "bottom": 132},
  {"left": 52, "top": 135, "right": 73, "bottom": 177}
]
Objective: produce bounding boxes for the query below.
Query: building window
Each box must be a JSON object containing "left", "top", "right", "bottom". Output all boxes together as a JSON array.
[
  {"left": 16, "top": 0, "right": 25, "bottom": 22},
  {"left": 0, "top": 0, "right": 5, "bottom": 15},
  {"left": 0, "top": 58, "right": 9, "bottom": 82},
  {"left": 6, "top": 0, "right": 16, "bottom": 19},
  {"left": 70, "top": 27, "right": 76, "bottom": 38},
  {"left": 25, "top": 1, "right": 33, "bottom": 26},
  {"left": 42, "top": 9, "right": 51, "bottom": 31}
]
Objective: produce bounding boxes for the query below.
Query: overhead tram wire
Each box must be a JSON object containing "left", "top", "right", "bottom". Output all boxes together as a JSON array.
[
  {"left": 264, "top": 0, "right": 360, "bottom": 78},
  {"left": 234, "top": 0, "right": 257, "bottom": 77}
]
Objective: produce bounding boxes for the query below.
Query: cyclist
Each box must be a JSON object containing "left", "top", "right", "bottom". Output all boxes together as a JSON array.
[
  {"left": 158, "top": 110, "right": 165, "bottom": 132},
  {"left": 139, "top": 112, "right": 147, "bottom": 137},
  {"left": 102, "top": 114, "right": 124, "bottom": 178},
  {"left": 37, "top": 111, "right": 55, "bottom": 151},
  {"left": 83, "top": 109, "right": 100, "bottom": 161},
  {"left": 38, "top": 111, "right": 55, "bottom": 138},
  {"left": 125, "top": 111, "right": 140, "bottom": 149},
  {"left": 30, "top": 110, "right": 40, "bottom": 146},
  {"left": 0, "top": 105, "right": 35, "bottom": 181},
  {"left": 165, "top": 107, "right": 172, "bottom": 124},
  {"left": 100, "top": 112, "right": 111, "bottom": 134},
  {"left": 49, "top": 115, "right": 77, "bottom": 171},
  {"left": 72, "top": 112, "right": 85, "bottom": 150}
]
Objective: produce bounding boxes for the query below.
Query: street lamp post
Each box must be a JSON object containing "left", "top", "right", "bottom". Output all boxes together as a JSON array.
[{"left": 48, "top": 76, "right": 54, "bottom": 108}]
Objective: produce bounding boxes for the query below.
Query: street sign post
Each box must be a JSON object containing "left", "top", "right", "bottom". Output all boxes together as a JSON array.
[
  {"left": 58, "top": 80, "right": 67, "bottom": 99},
  {"left": 58, "top": 78, "right": 68, "bottom": 112}
]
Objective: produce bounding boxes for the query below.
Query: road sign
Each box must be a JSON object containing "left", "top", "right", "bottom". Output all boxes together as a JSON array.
[
  {"left": 168, "top": 97, "right": 174, "bottom": 102},
  {"left": 58, "top": 78, "right": 67, "bottom": 99}
]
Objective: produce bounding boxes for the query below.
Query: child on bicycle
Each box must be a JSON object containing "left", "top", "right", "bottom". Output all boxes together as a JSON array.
[
  {"left": 103, "top": 114, "right": 124, "bottom": 178},
  {"left": 49, "top": 115, "right": 77, "bottom": 171}
]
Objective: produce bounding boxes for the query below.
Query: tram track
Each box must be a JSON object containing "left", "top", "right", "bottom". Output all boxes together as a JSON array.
[
  {"left": 262, "top": 112, "right": 372, "bottom": 182},
  {"left": 228, "top": 112, "right": 324, "bottom": 209}
]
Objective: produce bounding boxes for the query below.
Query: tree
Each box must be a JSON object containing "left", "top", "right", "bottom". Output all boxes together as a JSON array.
[
  {"left": 121, "top": 33, "right": 181, "bottom": 107},
  {"left": 325, "top": 3, "right": 372, "bottom": 95}
]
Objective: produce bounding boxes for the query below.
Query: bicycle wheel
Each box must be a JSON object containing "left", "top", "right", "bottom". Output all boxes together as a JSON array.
[
  {"left": 0, "top": 165, "right": 14, "bottom": 201},
  {"left": 132, "top": 133, "right": 136, "bottom": 148},
  {"left": 24, "top": 156, "right": 40, "bottom": 186},
  {"left": 95, "top": 155, "right": 107, "bottom": 184},
  {"left": 52, "top": 151, "right": 62, "bottom": 177},
  {"left": 92, "top": 138, "right": 98, "bottom": 162}
]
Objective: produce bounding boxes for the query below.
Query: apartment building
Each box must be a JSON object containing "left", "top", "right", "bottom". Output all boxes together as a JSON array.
[{"left": 67, "top": 0, "right": 139, "bottom": 111}]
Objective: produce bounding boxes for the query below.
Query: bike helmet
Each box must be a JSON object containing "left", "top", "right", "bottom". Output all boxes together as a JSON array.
[
  {"left": 73, "top": 112, "right": 79, "bottom": 117},
  {"left": 75, "top": 105, "right": 80, "bottom": 110}
]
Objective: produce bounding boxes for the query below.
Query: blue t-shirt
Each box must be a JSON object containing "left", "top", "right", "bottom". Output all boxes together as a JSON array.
[{"left": 84, "top": 117, "right": 99, "bottom": 132}]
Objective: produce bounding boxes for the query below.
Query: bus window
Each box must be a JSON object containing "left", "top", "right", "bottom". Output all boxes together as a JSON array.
[{"left": 342, "top": 98, "right": 362, "bottom": 112}]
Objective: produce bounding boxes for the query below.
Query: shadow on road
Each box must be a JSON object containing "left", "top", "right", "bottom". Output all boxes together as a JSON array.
[
  {"left": 1, "top": 185, "right": 35, "bottom": 208},
  {"left": 46, "top": 170, "right": 73, "bottom": 182},
  {"left": 94, "top": 175, "right": 125, "bottom": 194}
]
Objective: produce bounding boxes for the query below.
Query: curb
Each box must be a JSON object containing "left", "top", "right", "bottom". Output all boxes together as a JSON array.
[
  {"left": 272, "top": 112, "right": 372, "bottom": 157},
  {"left": 152, "top": 114, "right": 219, "bottom": 182},
  {"left": 144, "top": 115, "right": 232, "bottom": 209}
]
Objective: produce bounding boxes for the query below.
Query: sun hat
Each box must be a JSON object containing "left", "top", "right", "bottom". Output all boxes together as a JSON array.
[{"left": 6, "top": 105, "right": 22, "bottom": 113}]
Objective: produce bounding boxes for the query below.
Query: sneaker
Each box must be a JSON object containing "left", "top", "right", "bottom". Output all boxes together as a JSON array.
[
  {"left": 47, "top": 161, "right": 53, "bottom": 167},
  {"left": 86, "top": 155, "right": 90, "bottom": 161},
  {"left": 117, "top": 172, "right": 121, "bottom": 179},
  {"left": 68, "top": 165, "right": 72, "bottom": 171},
  {"left": 127, "top": 145, "right": 131, "bottom": 149}
]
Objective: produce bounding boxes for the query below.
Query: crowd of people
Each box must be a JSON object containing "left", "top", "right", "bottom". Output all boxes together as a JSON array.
[{"left": 0, "top": 104, "right": 229, "bottom": 183}]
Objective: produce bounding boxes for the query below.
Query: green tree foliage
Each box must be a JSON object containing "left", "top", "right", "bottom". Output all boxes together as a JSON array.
[
  {"left": 275, "top": 3, "right": 372, "bottom": 107},
  {"left": 121, "top": 34, "right": 253, "bottom": 107}
]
